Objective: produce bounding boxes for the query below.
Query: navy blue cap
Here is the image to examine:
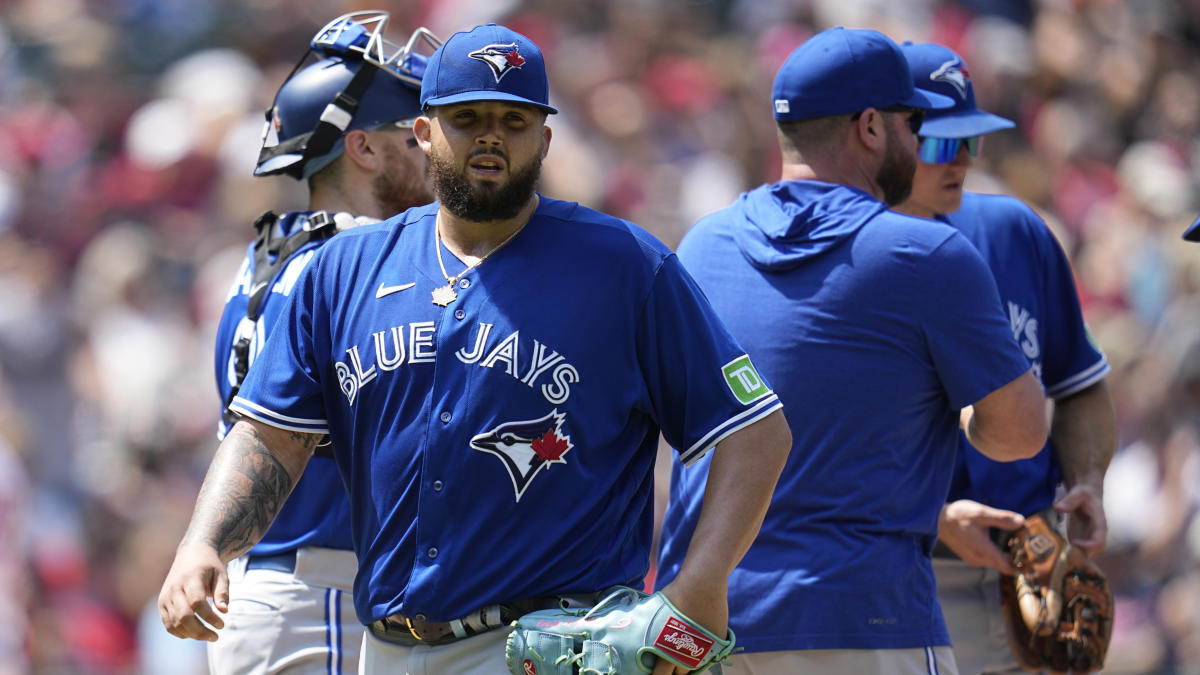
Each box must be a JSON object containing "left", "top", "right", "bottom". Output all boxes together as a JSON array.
[
  {"left": 420, "top": 24, "right": 557, "bottom": 114},
  {"left": 901, "top": 42, "right": 1015, "bottom": 139},
  {"left": 1184, "top": 216, "right": 1200, "bottom": 242},
  {"left": 772, "top": 27, "right": 954, "bottom": 121}
]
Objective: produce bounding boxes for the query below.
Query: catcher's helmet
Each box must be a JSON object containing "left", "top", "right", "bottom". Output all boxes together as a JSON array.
[{"left": 255, "top": 11, "right": 440, "bottom": 179}]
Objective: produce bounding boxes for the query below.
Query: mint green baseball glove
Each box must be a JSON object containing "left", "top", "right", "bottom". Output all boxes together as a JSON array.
[{"left": 505, "top": 587, "right": 735, "bottom": 675}]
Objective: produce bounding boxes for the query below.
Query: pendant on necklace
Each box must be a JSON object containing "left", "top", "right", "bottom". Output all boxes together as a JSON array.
[{"left": 432, "top": 284, "right": 458, "bottom": 307}]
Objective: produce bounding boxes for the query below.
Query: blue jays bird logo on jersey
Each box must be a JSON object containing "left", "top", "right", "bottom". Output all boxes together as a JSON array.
[
  {"left": 930, "top": 58, "right": 970, "bottom": 99},
  {"left": 468, "top": 43, "right": 526, "bottom": 82},
  {"left": 470, "top": 409, "right": 573, "bottom": 502}
]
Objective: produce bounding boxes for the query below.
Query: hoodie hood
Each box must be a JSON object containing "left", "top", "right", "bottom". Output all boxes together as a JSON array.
[{"left": 731, "top": 181, "right": 890, "bottom": 272}]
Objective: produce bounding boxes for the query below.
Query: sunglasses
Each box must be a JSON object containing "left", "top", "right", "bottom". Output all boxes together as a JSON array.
[
  {"left": 851, "top": 105, "right": 926, "bottom": 135},
  {"left": 917, "top": 136, "right": 981, "bottom": 164}
]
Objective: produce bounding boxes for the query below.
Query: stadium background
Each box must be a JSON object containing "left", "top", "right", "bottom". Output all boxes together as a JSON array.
[{"left": 0, "top": 0, "right": 1197, "bottom": 672}]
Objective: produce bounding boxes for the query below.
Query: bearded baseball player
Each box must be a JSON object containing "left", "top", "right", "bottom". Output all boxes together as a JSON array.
[
  {"left": 159, "top": 22, "right": 792, "bottom": 675},
  {"left": 656, "top": 27, "right": 1049, "bottom": 675},
  {"left": 894, "top": 42, "right": 1117, "bottom": 674},
  {"left": 189, "top": 12, "right": 438, "bottom": 674}
]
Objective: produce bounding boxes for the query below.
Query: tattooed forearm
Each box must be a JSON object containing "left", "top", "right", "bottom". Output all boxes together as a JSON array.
[{"left": 182, "top": 421, "right": 318, "bottom": 559}]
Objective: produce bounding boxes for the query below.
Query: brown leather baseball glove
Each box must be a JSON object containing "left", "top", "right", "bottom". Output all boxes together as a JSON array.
[{"left": 997, "top": 510, "right": 1113, "bottom": 673}]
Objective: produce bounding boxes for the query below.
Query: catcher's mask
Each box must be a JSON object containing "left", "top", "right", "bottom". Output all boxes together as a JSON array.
[{"left": 255, "top": 11, "right": 441, "bottom": 180}]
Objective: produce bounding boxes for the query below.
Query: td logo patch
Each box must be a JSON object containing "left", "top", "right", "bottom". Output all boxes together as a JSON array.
[{"left": 722, "top": 355, "right": 769, "bottom": 404}]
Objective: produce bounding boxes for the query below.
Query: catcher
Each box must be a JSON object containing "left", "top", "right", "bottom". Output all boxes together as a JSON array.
[{"left": 995, "top": 510, "right": 1113, "bottom": 673}]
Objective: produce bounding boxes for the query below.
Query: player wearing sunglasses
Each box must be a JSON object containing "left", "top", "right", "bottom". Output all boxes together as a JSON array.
[{"left": 894, "top": 42, "right": 1116, "bottom": 675}]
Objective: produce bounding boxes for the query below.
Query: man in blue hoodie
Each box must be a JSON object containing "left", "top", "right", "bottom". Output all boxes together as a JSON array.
[
  {"left": 656, "top": 27, "right": 1049, "bottom": 674},
  {"left": 895, "top": 42, "right": 1116, "bottom": 674}
]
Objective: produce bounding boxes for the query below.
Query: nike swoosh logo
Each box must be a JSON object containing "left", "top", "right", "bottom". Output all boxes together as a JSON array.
[{"left": 376, "top": 282, "right": 416, "bottom": 298}]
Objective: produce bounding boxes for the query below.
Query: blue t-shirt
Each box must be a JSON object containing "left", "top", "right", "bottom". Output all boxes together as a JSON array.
[
  {"left": 214, "top": 211, "right": 352, "bottom": 555},
  {"left": 231, "top": 197, "right": 782, "bottom": 625},
  {"left": 941, "top": 192, "right": 1109, "bottom": 515},
  {"left": 656, "top": 181, "right": 1032, "bottom": 652}
]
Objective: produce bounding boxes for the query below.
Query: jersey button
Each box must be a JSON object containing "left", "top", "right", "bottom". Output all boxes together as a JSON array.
[
  {"left": 414, "top": 613, "right": 427, "bottom": 621},
  {"left": 432, "top": 480, "right": 444, "bottom": 492},
  {"left": 458, "top": 278, "right": 470, "bottom": 289},
  {"left": 440, "top": 411, "right": 452, "bottom": 423},
  {"left": 454, "top": 309, "right": 465, "bottom": 320},
  {"left": 427, "top": 547, "right": 439, "bottom": 559}
]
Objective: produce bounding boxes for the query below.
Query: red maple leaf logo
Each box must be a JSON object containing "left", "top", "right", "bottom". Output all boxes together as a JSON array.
[
  {"left": 505, "top": 49, "right": 526, "bottom": 68},
  {"left": 531, "top": 429, "right": 569, "bottom": 461}
]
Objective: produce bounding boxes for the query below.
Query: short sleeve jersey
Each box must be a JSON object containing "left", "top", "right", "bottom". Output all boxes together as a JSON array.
[
  {"left": 941, "top": 191, "right": 1109, "bottom": 514},
  {"left": 232, "top": 197, "right": 782, "bottom": 624}
]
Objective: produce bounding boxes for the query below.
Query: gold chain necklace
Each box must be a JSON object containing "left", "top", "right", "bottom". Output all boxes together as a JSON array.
[{"left": 432, "top": 218, "right": 527, "bottom": 306}]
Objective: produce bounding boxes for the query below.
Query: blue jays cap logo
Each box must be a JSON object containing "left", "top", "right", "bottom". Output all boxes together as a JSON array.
[
  {"left": 468, "top": 43, "right": 526, "bottom": 83},
  {"left": 470, "top": 409, "right": 574, "bottom": 502},
  {"left": 930, "top": 58, "right": 970, "bottom": 99}
]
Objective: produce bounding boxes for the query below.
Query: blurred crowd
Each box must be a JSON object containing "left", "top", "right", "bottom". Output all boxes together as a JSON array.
[{"left": 0, "top": 0, "right": 1197, "bottom": 672}]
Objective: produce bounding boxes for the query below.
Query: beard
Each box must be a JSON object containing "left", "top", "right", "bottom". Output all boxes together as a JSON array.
[
  {"left": 372, "top": 144, "right": 434, "bottom": 217},
  {"left": 430, "top": 146, "right": 542, "bottom": 222},
  {"left": 876, "top": 128, "right": 917, "bottom": 207}
]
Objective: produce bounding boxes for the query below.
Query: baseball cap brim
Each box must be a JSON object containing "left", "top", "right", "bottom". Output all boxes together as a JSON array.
[
  {"left": 423, "top": 90, "right": 558, "bottom": 114},
  {"left": 900, "top": 88, "right": 955, "bottom": 111},
  {"left": 1184, "top": 216, "right": 1200, "bottom": 242},
  {"left": 919, "top": 109, "right": 1015, "bottom": 138}
]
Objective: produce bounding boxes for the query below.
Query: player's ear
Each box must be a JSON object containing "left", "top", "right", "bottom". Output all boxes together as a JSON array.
[
  {"left": 853, "top": 108, "right": 887, "bottom": 153},
  {"left": 413, "top": 115, "right": 433, "bottom": 155},
  {"left": 341, "top": 129, "right": 379, "bottom": 171},
  {"left": 541, "top": 124, "right": 551, "bottom": 159}
]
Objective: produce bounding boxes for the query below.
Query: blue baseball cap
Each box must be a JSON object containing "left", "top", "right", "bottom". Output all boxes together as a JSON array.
[
  {"left": 772, "top": 27, "right": 953, "bottom": 122},
  {"left": 901, "top": 42, "right": 1014, "bottom": 139},
  {"left": 420, "top": 24, "right": 557, "bottom": 114},
  {"left": 1184, "top": 216, "right": 1200, "bottom": 242}
]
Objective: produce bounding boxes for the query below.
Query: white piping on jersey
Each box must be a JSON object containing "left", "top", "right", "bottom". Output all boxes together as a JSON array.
[
  {"left": 680, "top": 395, "right": 783, "bottom": 467},
  {"left": 1044, "top": 357, "right": 1110, "bottom": 400},
  {"left": 229, "top": 396, "right": 330, "bottom": 435}
]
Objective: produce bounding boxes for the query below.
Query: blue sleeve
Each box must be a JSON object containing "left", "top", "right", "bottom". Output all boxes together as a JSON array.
[
  {"left": 919, "top": 231, "right": 1035, "bottom": 409},
  {"left": 1025, "top": 214, "right": 1109, "bottom": 398},
  {"left": 230, "top": 251, "right": 330, "bottom": 434},
  {"left": 636, "top": 254, "right": 781, "bottom": 465}
]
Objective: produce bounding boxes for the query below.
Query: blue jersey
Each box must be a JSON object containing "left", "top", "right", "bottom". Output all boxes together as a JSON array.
[
  {"left": 230, "top": 197, "right": 782, "bottom": 625},
  {"left": 941, "top": 192, "right": 1108, "bottom": 515},
  {"left": 656, "top": 182, "right": 1031, "bottom": 652},
  {"left": 214, "top": 211, "right": 353, "bottom": 555}
]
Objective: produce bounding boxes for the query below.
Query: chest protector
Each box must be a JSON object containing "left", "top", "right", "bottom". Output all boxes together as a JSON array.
[{"left": 222, "top": 210, "right": 337, "bottom": 438}]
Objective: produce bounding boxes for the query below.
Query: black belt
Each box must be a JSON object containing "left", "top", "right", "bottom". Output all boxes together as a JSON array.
[
  {"left": 245, "top": 550, "right": 298, "bottom": 573},
  {"left": 368, "top": 594, "right": 596, "bottom": 647},
  {"left": 932, "top": 541, "right": 960, "bottom": 559}
]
